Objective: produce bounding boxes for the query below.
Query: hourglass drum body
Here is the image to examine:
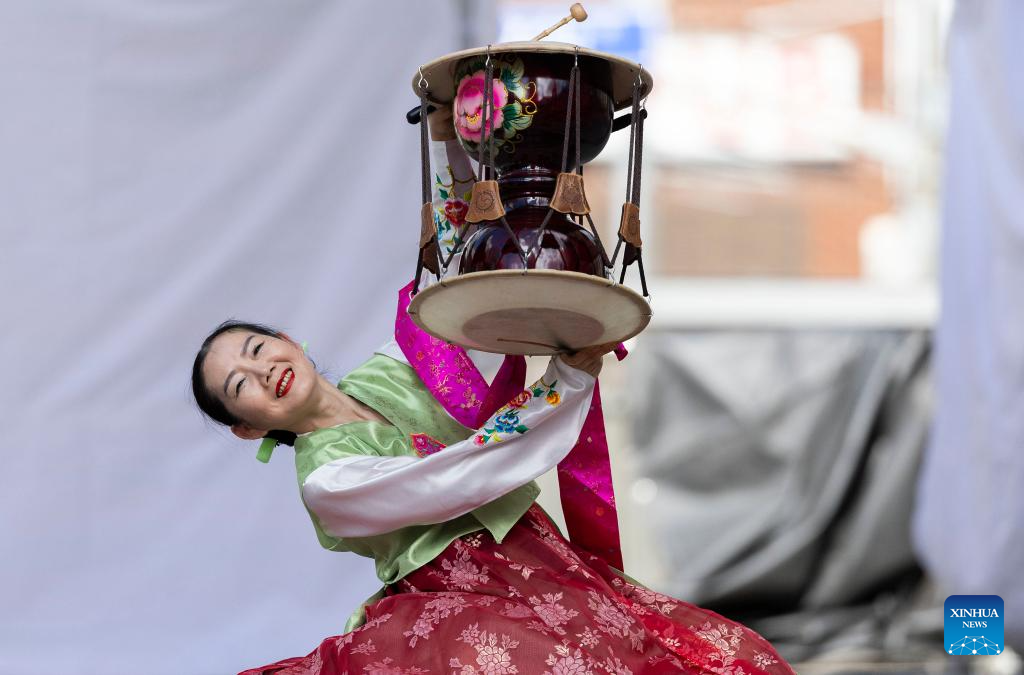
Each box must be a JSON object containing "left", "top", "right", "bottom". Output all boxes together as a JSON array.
[{"left": 409, "top": 42, "right": 652, "bottom": 355}]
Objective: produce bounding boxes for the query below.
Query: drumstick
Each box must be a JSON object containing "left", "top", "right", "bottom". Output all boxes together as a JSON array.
[{"left": 532, "top": 3, "right": 588, "bottom": 41}]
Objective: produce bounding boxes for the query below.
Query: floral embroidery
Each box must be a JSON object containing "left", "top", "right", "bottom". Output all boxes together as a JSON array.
[
  {"left": 433, "top": 168, "right": 474, "bottom": 256},
  {"left": 493, "top": 410, "right": 524, "bottom": 433},
  {"left": 690, "top": 621, "right": 749, "bottom": 675},
  {"left": 501, "top": 601, "right": 535, "bottom": 619},
  {"left": 361, "top": 657, "right": 429, "bottom": 674},
  {"left": 364, "top": 612, "right": 393, "bottom": 630},
  {"left": 436, "top": 541, "right": 491, "bottom": 591},
  {"left": 596, "top": 651, "right": 635, "bottom": 675},
  {"left": 402, "top": 593, "right": 469, "bottom": 647},
  {"left": 528, "top": 619, "right": 559, "bottom": 637},
  {"left": 587, "top": 591, "right": 644, "bottom": 651},
  {"left": 576, "top": 626, "right": 601, "bottom": 648},
  {"left": 462, "top": 388, "right": 482, "bottom": 412},
  {"left": 648, "top": 654, "right": 685, "bottom": 668},
  {"left": 532, "top": 378, "right": 559, "bottom": 401},
  {"left": 445, "top": 197, "right": 470, "bottom": 227},
  {"left": 255, "top": 508, "right": 792, "bottom": 674},
  {"left": 529, "top": 592, "right": 580, "bottom": 634},
  {"left": 351, "top": 639, "right": 377, "bottom": 655},
  {"left": 494, "top": 552, "right": 542, "bottom": 580},
  {"left": 454, "top": 57, "right": 537, "bottom": 153},
  {"left": 476, "top": 377, "right": 563, "bottom": 445},
  {"left": 611, "top": 577, "right": 678, "bottom": 617},
  {"left": 543, "top": 642, "right": 595, "bottom": 675},
  {"left": 449, "top": 623, "right": 520, "bottom": 674},
  {"left": 410, "top": 432, "right": 446, "bottom": 458},
  {"left": 508, "top": 390, "right": 531, "bottom": 409},
  {"left": 528, "top": 519, "right": 594, "bottom": 579}
]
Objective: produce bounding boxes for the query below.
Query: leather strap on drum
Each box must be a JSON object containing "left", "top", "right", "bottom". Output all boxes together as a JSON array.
[
  {"left": 413, "top": 89, "right": 442, "bottom": 291},
  {"left": 610, "top": 72, "right": 649, "bottom": 297},
  {"left": 530, "top": 51, "right": 610, "bottom": 268},
  {"left": 396, "top": 280, "right": 625, "bottom": 571}
]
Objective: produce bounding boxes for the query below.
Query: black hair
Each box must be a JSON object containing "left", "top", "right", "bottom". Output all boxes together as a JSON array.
[{"left": 191, "top": 320, "right": 297, "bottom": 447}]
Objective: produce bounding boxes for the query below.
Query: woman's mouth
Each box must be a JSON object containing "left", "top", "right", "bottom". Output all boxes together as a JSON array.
[{"left": 276, "top": 368, "right": 294, "bottom": 398}]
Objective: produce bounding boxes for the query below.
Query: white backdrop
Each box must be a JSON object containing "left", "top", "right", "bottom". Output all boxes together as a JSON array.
[
  {"left": 913, "top": 0, "right": 1024, "bottom": 649},
  {"left": 0, "top": 2, "right": 491, "bottom": 673}
]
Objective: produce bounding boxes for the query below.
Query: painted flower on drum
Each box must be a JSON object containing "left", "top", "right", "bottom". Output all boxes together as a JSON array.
[
  {"left": 453, "top": 56, "right": 536, "bottom": 152},
  {"left": 455, "top": 71, "right": 508, "bottom": 143}
]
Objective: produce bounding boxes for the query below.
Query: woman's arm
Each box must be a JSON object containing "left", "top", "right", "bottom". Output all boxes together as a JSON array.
[{"left": 302, "top": 356, "right": 595, "bottom": 538}]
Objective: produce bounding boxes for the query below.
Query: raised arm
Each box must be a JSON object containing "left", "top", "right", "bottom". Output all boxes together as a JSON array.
[{"left": 302, "top": 356, "right": 595, "bottom": 537}]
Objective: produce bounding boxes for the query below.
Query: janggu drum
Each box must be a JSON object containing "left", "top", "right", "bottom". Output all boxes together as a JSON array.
[{"left": 408, "top": 35, "right": 652, "bottom": 356}]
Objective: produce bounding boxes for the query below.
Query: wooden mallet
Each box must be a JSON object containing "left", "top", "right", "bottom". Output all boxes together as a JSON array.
[{"left": 532, "top": 3, "right": 588, "bottom": 41}]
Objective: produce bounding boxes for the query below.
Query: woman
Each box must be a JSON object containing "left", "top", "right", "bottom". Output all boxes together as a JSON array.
[{"left": 193, "top": 321, "right": 795, "bottom": 674}]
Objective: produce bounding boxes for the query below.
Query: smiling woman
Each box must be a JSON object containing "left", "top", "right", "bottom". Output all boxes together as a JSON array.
[
  {"left": 189, "top": 317, "right": 795, "bottom": 674},
  {"left": 191, "top": 321, "right": 391, "bottom": 451}
]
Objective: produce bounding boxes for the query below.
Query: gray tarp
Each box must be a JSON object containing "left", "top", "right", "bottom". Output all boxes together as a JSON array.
[{"left": 631, "top": 330, "right": 935, "bottom": 660}]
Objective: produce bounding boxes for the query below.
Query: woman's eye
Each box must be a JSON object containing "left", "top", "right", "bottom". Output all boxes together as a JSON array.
[
  {"left": 254, "top": 342, "right": 263, "bottom": 357},
  {"left": 236, "top": 378, "right": 244, "bottom": 396}
]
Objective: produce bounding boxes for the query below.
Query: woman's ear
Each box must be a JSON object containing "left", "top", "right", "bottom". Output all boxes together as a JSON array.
[{"left": 231, "top": 423, "right": 268, "bottom": 441}]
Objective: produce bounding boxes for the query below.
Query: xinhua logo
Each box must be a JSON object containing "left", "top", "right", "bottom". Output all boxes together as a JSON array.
[{"left": 945, "top": 595, "right": 1004, "bottom": 656}]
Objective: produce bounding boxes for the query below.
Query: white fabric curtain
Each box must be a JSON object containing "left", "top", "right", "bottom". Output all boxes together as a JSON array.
[
  {"left": 0, "top": 2, "right": 488, "bottom": 673},
  {"left": 912, "top": 0, "right": 1024, "bottom": 651}
]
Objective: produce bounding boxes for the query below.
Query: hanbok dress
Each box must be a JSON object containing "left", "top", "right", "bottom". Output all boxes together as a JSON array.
[{"left": 240, "top": 343, "right": 795, "bottom": 675}]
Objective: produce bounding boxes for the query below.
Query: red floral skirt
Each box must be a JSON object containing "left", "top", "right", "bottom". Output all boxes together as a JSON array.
[{"left": 241, "top": 506, "right": 794, "bottom": 674}]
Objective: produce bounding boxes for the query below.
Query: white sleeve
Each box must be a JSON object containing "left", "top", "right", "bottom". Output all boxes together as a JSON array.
[{"left": 302, "top": 357, "right": 595, "bottom": 538}]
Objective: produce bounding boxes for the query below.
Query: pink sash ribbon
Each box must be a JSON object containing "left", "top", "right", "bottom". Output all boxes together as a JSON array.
[{"left": 396, "top": 282, "right": 624, "bottom": 570}]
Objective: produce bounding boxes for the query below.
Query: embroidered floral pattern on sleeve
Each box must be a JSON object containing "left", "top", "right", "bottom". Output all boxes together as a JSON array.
[
  {"left": 474, "top": 377, "right": 561, "bottom": 446},
  {"left": 409, "top": 432, "right": 447, "bottom": 458},
  {"left": 433, "top": 167, "right": 474, "bottom": 258},
  {"left": 240, "top": 506, "right": 795, "bottom": 675}
]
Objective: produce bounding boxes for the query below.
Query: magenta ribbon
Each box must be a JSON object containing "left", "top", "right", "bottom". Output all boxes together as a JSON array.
[{"left": 396, "top": 281, "right": 624, "bottom": 570}]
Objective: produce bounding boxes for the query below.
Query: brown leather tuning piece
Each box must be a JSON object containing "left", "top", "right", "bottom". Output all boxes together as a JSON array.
[
  {"left": 420, "top": 238, "right": 440, "bottom": 276},
  {"left": 618, "top": 201, "right": 642, "bottom": 248},
  {"left": 418, "top": 202, "right": 440, "bottom": 276},
  {"left": 465, "top": 180, "right": 506, "bottom": 223},
  {"left": 419, "top": 202, "right": 435, "bottom": 248},
  {"left": 550, "top": 172, "right": 591, "bottom": 215}
]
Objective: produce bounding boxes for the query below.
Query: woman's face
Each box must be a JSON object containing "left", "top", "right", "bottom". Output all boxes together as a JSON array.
[{"left": 201, "top": 330, "right": 317, "bottom": 436}]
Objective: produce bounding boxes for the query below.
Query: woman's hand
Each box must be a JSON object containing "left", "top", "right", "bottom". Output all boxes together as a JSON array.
[{"left": 557, "top": 342, "right": 619, "bottom": 378}]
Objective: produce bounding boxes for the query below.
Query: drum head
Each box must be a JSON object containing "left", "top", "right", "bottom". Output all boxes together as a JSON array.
[
  {"left": 414, "top": 41, "right": 653, "bottom": 112},
  {"left": 407, "top": 270, "right": 651, "bottom": 355}
]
